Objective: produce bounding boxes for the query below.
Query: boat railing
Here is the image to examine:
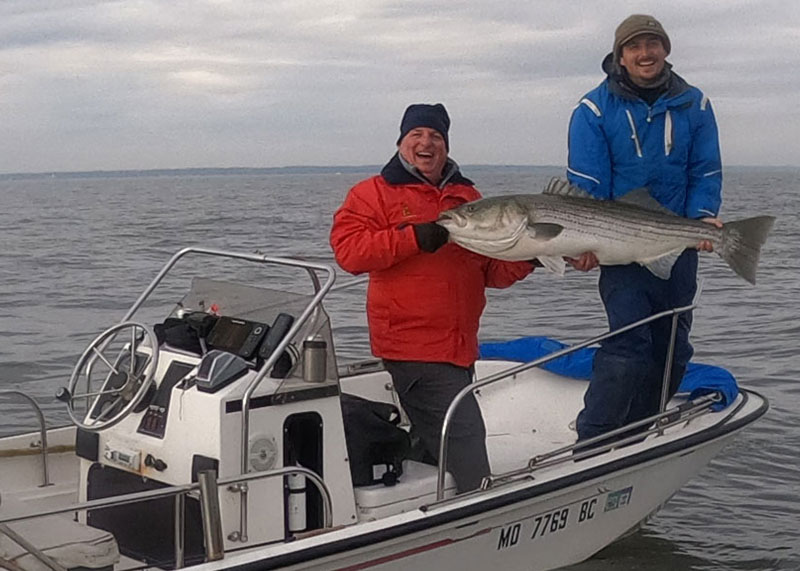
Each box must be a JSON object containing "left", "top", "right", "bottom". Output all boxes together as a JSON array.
[
  {"left": 435, "top": 300, "right": 705, "bottom": 501},
  {"left": 0, "top": 465, "right": 333, "bottom": 570},
  {"left": 233, "top": 257, "right": 333, "bottom": 543},
  {"left": 0, "top": 391, "right": 51, "bottom": 487},
  {"left": 481, "top": 391, "right": 720, "bottom": 494},
  {"left": 107, "top": 247, "right": 336, "bottom": 544}
]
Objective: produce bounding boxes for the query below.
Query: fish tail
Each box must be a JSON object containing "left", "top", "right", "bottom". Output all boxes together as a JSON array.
[{"left": 717, "top": 216, "right": 776, "bottom": 284}]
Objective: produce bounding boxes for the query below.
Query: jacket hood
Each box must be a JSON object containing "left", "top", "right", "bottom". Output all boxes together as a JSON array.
[
  {"left": 601, "top": 52, "right": 690, "bottom": 102},
  {"left": 380, "top": 152, "right": 474, "bottom": 188}
]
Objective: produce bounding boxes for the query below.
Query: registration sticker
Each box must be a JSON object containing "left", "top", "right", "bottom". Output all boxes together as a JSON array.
[{"left": 604, "top": 486, "right": 633, "bottom": 512}]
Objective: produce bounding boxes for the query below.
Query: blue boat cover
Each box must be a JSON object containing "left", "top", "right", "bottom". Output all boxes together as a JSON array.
[{"left": 479, "top": 336, "right": 738, "bottom": 411}]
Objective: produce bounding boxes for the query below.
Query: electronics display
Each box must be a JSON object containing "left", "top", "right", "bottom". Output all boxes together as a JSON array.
[
  {"left": 206, "top": 316, "right": 268, "bottom": 360},
  {"left": 239, "top": 324, "right": 268, "bottom": 360},
  {"left": 258, "top": 313, "right": 295, "bottom": 360},
  {"left": 137, "top": 313, "right": 299, "bottom": 412}
]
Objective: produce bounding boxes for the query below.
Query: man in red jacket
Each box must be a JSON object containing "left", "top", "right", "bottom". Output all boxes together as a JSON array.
[{"left": 330, "top": 103, "right": 534, "bottom": 492}]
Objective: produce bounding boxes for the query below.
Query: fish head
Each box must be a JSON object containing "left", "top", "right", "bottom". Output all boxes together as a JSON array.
[{"left": 437, "top": 197, "right": 530, "bottom": 255}]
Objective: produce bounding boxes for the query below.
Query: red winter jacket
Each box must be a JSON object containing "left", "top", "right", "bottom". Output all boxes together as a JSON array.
[{"left": 330, "top": 155, "right": 532, "bottom": 367}]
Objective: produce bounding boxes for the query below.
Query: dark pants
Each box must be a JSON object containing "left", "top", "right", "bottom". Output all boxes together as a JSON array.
[
  {"left": 382, "top": 360, "right": 490, "bottom": 493},
  {"left": 576, "top": 250, "right": 698, "bottom": 442}
]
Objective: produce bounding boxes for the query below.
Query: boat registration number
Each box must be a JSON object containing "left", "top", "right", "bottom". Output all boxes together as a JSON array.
[{"left": 496, "top": 486, "right": 633, "bottom": 550}]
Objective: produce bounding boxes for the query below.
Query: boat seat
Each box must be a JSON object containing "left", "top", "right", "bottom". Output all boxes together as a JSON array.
[
  {"left": 0, "top": 495, "right": 119, "bottom": 571},
  {"left": 353, "top": 460, "right": 457, "bottom": 521}
]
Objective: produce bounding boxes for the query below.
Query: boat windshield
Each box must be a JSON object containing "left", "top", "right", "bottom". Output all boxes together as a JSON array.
[{"left": 167, "top": 277, "right": 338, "bottom": 391}]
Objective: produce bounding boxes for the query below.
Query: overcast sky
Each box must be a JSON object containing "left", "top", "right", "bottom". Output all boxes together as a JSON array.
[{"left": 1, "top": 0, "right": 798, "bottom": 174}]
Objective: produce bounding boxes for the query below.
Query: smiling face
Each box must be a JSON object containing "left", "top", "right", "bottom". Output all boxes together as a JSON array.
[
  {"left": 619, "top": 33, "right": 668, "bottom": 87},
  {"left": 398, "top": 127, "right": 448, "bottom": 185}
]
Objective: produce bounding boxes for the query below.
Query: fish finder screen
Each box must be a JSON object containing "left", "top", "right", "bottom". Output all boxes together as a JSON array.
[{"left": 206, "top": 317, "right": 254, "bottom": 353}]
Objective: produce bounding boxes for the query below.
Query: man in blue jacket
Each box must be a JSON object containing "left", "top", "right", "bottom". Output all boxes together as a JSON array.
[{"left": 566, "top": 14, "right": 723, "bottom": 444}]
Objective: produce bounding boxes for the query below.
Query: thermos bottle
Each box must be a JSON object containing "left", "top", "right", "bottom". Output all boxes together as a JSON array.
[{"left": 302, "top": 338, "right": 327, "bottom": 382}]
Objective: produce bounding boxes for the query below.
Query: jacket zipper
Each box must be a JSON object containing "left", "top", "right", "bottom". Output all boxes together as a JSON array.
[
  {"left": 625, "top": 110, "right": 643, "bottom": 158},
  {"left": 628, "top": 106, "right": 674, "bottom": 157},
  {"left": 664, "top": 110, "right": 673, "bottom": 156}
]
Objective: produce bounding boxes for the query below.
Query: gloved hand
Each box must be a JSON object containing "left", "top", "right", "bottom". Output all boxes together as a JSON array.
[{"left": 413, "top": 223, "right": 449, "bottom": 253}]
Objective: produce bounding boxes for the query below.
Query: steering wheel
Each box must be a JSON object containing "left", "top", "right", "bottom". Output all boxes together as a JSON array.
[{"left": 60, "top": 321, "right": 160, "bottom": 431}]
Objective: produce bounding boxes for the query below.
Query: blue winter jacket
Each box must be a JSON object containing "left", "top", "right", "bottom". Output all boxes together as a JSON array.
[{"left": 567, "top": 55, "right": 722, "bottom": 219}]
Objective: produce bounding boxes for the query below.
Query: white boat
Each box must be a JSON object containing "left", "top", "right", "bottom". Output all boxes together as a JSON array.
[{"left": 0, "top": 247, "right": 767, "bottom": 571}]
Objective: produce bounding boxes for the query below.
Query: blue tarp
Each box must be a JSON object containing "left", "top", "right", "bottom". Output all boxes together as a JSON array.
[{"left": 479, "top": 336, "right": 738, "bottom": 411}]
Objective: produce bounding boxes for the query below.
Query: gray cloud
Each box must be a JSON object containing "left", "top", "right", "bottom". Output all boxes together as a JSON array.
[{"left": 1, "top": 0, "right": 798, "bottom": 172}]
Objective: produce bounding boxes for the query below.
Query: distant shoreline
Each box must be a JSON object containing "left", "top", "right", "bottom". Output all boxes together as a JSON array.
[{"left": 0, "top": 164, "right": 794, "bottom": 181}]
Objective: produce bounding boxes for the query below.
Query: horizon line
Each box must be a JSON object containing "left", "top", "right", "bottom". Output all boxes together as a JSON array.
[{"left": 1, "top": 163, "right": 796, "bottom": 180}]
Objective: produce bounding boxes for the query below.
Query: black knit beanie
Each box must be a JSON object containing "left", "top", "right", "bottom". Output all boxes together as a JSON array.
[{"left": 396, "top": 103, "right": 450, "bottom": 150}]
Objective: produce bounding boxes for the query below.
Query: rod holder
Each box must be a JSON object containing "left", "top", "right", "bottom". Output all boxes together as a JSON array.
[{"left": 198, "top": 470, "right": 224, "bottom": 562}]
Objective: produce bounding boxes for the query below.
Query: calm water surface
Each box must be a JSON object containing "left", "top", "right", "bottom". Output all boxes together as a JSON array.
[{"left": 1, "top": 166, "right": 797, "bottom": 570}]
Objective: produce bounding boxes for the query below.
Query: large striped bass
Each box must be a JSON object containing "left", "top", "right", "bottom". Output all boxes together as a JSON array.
[{"left": 437, "top": 178, "right": 775, "bottom": 284}]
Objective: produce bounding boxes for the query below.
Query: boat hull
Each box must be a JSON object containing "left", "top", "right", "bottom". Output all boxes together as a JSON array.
[{"left": 207, "top": 390, "right": 764, "bottom": 571}]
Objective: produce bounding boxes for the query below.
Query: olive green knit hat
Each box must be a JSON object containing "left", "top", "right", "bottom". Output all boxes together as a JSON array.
[{"left": 613, "top": 14, "right": 671, "bottom": 61}]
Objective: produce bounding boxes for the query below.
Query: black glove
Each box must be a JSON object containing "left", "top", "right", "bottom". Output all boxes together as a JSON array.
[{"left": 413, "top": 223, "right": 449, "bottom": 253}]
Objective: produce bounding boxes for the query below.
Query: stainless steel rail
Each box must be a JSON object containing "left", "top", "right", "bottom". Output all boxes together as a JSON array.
[
  {"left": 337, "top": 358, "right": 384, "bottom": 378},
  {"left": 105, "top": 247, "right": 337, "bottom": 544},
  {"left": 329, "top": 275, "right": 368, "bottom": 292},
  {"left": 0, "top": 391, "right": 51, "bottom": 487},
  {"left": 237, "top": 257, "right": 334, "bottom": 542},
  {"left": 427, "top": 391, "right": 722, "bottom": 510},
  {"left": 0, "top": 465, "right": 333, "bottom": 568},
  {"left": 501, "top": 394, "right": 719, "bottom": 483},
  {"left": 435, "top": 301, "right": 699, "bottom": 500},
  {"left": 198, "top": 470, "right": 224, "bottom": 562},
  {"left": 526, "top": 392, "right": 721, "bottom": 471}
]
